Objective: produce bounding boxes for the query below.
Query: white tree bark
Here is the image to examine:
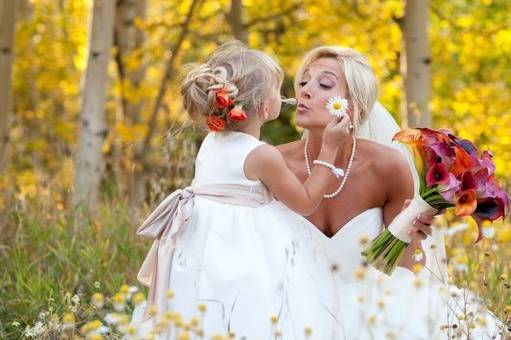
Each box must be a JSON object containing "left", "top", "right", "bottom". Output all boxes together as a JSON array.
[
  {"left": 226, "top": 0, "right": 247, "bottom": 43},
  {"left": 402, "top": 0, "right": 432, "bottom": 128},
  {"left": 0, "top": 0, "right": 16, "bottom": 172},
  {"left": 75, "top": 0, "right": 116, "bottom": 209}
]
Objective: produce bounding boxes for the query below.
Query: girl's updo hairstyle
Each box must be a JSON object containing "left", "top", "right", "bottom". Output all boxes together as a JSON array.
[{"left": 181, "top": 41, "right": 284, "bottom": 130}]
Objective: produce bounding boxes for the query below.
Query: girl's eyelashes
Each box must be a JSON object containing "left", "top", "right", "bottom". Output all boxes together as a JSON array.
[
  {"left": 319, "top": 83, "right": 332, "bottom": 89},
  {"left": 299, "top": 81, "right": 308, "bottom": 87}
]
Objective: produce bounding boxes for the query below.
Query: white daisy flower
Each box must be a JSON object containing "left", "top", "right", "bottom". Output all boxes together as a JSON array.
[{"left": 326, "top": 96, "right": 349, "bottom": 118}]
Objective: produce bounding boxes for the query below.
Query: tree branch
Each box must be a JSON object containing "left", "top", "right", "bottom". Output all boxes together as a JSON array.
[
  {"left": 244, "top": 2, "right": 301, "bottom": 28},
  {"left": 141, "top": 0, "right": 203, "bottom": 154}
]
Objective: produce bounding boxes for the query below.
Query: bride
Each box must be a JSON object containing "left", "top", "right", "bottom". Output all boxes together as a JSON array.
[{"left": 277, "top": 46, "right": 508, "bottom": 339}]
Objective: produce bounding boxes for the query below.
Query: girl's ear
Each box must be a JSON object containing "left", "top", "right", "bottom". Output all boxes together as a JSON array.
[{"left": 260, "top": 99, "right": 270, "bottom": 120}]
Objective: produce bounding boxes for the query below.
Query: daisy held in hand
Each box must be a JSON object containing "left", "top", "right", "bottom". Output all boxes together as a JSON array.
[{"left": 326, "top": 96, "right": 349, "bottom": 119}]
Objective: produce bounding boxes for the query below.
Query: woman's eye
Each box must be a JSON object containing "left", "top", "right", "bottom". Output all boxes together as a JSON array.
[
  {"left": 320, "top": 83, "right": 332, "bottom": 89},
  {"left": 299, "top": 81, "right": 307, "bottom": 87}
]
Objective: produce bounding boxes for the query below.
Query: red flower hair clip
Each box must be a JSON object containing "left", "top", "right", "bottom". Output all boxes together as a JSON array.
[
  {"left": 227, "top": 104, "right": 247, "bottom": 121},
  {"left": 215, "top": 88, "right": 234, "bottom": 109},
  {"left": 205, "top": 115, "right": 225, "bottom": 132}
]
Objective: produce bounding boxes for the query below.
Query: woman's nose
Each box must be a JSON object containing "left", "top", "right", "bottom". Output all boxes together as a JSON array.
[{"left": 299, "top": 85, "right": 312, "bottom": 100}]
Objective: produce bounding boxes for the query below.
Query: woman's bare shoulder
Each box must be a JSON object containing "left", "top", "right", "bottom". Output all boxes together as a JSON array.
[
  {"left": 276, "top": 140, "right": 303, "bottom": 159},
  {"left": 357, "top": 138, "right": 410, "bottom": 175}
]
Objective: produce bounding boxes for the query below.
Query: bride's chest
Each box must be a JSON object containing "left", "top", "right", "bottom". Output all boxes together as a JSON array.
[{"left": 308, "top": 176, "right": 385, "bottom": 237}]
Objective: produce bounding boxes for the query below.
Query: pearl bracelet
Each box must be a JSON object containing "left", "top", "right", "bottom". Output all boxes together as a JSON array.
[{"left": 312, "top": 160, "right": 345, "bottom": 179}]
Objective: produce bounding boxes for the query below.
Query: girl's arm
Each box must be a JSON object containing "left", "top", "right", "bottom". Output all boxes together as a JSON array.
[
  {"left": 246, "top": 142, "right": 339, "bottom": 216},
  {"left": 245, "top": 117, "right": 350, "bottom": 216}
]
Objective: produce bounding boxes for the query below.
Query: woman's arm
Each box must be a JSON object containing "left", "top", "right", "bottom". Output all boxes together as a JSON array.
[{"left": 380, "top": 149, "right": 432, "bottom": 271}]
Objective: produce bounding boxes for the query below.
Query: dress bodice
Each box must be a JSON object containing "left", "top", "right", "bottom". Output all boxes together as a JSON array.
[
  {"left": 193, "top": 131, "right": 266, "bottom": 187},
  {"left": 307, "top": 208, "right": 384, "bottom": 282}
]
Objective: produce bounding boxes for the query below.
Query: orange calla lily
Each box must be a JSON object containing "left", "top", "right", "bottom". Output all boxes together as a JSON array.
[
  {"left": 392, "top": 128, "right": 422, "bottom": 144},
  {"left": 450, "top": 145, "right": 473, "bottom": 177},
  {"left": 454, "top": 189, "right": 477, "bottom": 216}
]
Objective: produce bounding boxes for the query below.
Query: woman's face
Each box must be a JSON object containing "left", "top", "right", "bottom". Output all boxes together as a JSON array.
[{"left": 295, "top": 57, "right": 351, "bottom": 129}]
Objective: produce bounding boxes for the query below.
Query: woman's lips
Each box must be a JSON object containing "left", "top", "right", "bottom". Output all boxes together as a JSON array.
[{"left": 297, "top": 103, "right": 309, "bottom": 112}]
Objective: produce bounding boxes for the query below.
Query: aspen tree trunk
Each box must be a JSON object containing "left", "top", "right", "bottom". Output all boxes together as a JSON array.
[
  {"left": 0, "top": 0, "right": 16, "bottom": 172},
  {"left": 113, "top": 0, "right": 148, "bottom": 208},
  {"left": 75, "top": 0, "right": 116, "bottom": 210},
  {"left": 226, "top": 0, "right": 247, "bottom": 43},
  {"left": 401, "top": 0, "right": 432, "bottom": 128}
]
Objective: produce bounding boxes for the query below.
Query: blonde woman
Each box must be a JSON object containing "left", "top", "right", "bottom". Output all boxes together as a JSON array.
[{"left": 278, "top": 46, "right": 505, "bottom": 339}]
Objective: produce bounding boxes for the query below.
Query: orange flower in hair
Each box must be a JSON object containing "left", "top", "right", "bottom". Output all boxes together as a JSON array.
[
  {"left": 227, "top": 105, "right": 247, "bottom": 121},
  {"left": 205, "top": 115, "right": 225, "bottom": 132},
  {"left": 215, "top": 88, "right": 234, "bottom": 109}
]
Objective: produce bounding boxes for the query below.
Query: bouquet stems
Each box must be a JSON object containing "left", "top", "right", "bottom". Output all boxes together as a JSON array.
[{"left": 361, "top": 195, "right": 437, "bottom": 275}]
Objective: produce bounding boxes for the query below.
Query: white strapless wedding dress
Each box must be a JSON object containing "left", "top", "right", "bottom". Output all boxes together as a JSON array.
[{"left": 282, "top": 206, "right": 507, "bottom": 339}]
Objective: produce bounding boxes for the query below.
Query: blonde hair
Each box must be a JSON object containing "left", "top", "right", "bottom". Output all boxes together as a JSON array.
[
  {"left": 294, "top": 46, "right": 378, "bottom": 132},
  {"left": 181, "top": 41, "right": 284, "bottom": 130}
]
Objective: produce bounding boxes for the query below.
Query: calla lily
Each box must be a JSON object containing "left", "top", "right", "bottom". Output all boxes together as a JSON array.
[
  {"left": 426, "top": 163, "right": 449, "bottom": 187},
  {"left": 460, "top": 171, "right": 476, "bottom": 191},
  {"left": 454, "top": 189, "right": 478, "bottom": 216},
  {"left": 438, "top": 173, "right": 461, "bottom": 202},
  {"left": 450, "top": 145, "right": 474, "bottom": 176},
  {"left": 429, "top": 141, "right": 455, "bottom": 159},
  {"left": 473, "top": 168, "right": 492, "bottom": 198},
  {"left": 421, "top": 128, "right": 451, "bottom": 145},
  {"left": 474, "top": 194, "right": 508, "bottom": 222},
  {"left": 472, "top": 189, "right": 510, "bottom": 242},
  {"left": 475, "top": 150, "right": 496, "bottom": 175}
]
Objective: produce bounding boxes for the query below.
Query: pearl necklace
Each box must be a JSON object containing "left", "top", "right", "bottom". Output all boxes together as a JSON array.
[{"left": 304, "top": 137, "right": 356, "bottom": 199}]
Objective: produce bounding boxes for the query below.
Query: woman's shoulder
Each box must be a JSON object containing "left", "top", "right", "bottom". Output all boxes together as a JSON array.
[
  {"left": 276, "top": 139, "right": 302, "bottom": 153},
  {"left": 276, "top": 140, "right": 305, "bottom": 175},
  {"left": 356, "top": 138, "right": 410, "bottom": 175},
  {"left": 276, "top": 140, "right": 304, "bottom": 158}
]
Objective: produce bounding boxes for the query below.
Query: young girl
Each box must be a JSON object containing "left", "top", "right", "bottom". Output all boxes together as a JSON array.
[{"left": 131, "top": 42, "right": 349, "bottom": 339}]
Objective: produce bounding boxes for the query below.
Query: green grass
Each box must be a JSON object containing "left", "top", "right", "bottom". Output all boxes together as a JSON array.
[
  {"left": 1, "top": 189, "right": 510, "bottom": 338},
  {"left": 0, "top": 192, "right": 150, "bottom": 338}
]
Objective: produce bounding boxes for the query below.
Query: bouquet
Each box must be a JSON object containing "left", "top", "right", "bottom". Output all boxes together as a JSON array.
[{"left": 361, "top": 128, "right": 509, "bottom": 275}]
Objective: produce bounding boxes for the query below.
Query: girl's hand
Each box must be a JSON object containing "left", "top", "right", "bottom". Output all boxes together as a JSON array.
[{"left": 322, "top": 114, "right": 352, "bottom": 148}]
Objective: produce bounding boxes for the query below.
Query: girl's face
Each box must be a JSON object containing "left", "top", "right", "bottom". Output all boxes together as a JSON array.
[
  {"left": 295, "top": 57, "right": 352, "bottom": 129},
  {"left": 263, "top": 82, "right": 283, "bottom": 122}
]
